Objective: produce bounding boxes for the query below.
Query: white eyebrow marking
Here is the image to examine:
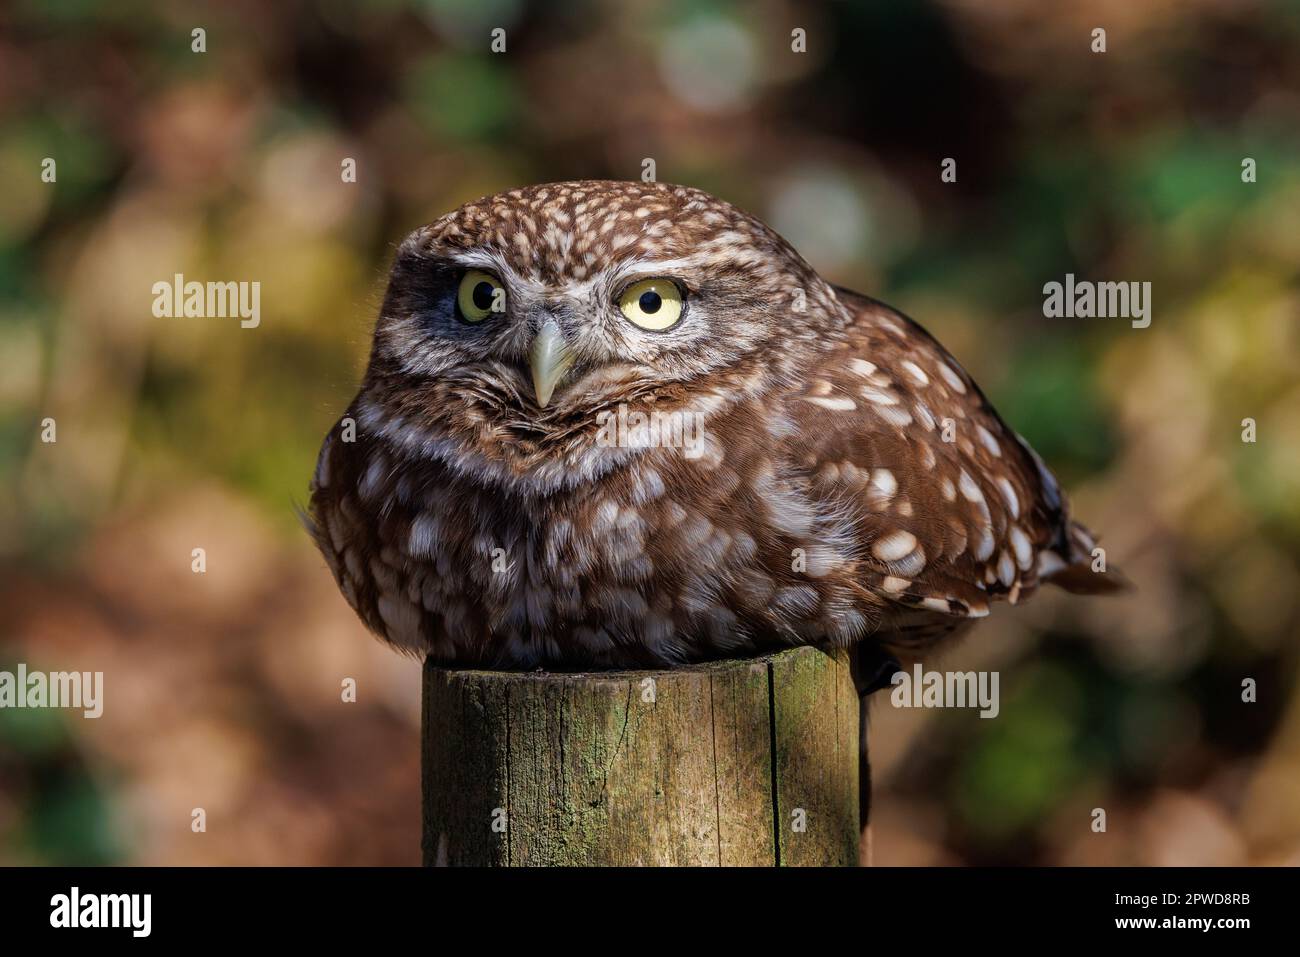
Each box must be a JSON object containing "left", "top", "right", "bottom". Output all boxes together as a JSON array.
[
  {"left": 446, "top": 251, "right": 551, "bottom": 296},
  {"left": 444, "top": 251, "right": 716, "bottom": 303},
  {"left": 614, "top": 254, "right": 714, "bottom": 275}
]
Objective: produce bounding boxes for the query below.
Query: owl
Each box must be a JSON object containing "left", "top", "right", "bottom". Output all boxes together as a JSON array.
[{"left": 308, "top": 180, "right": 1120, "bottom": 689}]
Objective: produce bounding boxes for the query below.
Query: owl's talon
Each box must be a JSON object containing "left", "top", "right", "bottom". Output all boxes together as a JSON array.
[{"left": 853, "top": 647, "right": 902, "bottom": 698}]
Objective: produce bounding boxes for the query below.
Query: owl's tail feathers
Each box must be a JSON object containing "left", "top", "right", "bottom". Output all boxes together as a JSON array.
[{"left": 1041, "top": 520, "right": 1132, "bottom": 595}]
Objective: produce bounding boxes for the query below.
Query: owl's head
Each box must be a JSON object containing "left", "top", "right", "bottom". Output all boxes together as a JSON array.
[{"left": 357, "top": 181, "right": 849, "bottom": 490}]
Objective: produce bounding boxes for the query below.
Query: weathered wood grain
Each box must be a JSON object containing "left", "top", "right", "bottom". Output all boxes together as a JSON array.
[{"left": 421, "top": 645, "right": 858, "bottom": 866}]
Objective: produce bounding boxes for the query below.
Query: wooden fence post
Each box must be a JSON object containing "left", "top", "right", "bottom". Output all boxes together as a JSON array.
[{"left": 421, "top": 645, "right": 859, "bottom": 866}]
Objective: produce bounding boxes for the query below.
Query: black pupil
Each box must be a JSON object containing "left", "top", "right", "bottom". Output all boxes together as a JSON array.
[
  {"left": 638, "top": 290, "right": 662, "bottom": 314},
  {"left": 472, "top": 281, "right": 495, "bottom": 311}
]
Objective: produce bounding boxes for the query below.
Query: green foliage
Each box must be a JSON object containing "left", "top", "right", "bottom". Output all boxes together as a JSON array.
[{"left": 407, "top": 54, "right": 520, "bottom": 142}]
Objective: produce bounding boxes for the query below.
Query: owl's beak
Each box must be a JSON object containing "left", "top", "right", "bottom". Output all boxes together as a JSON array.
[{"left": 528, "top": 319, "right": 573, "bottom": 409}]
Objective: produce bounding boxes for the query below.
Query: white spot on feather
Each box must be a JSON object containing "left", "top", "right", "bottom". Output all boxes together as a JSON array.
[
  {"left": 872, "top": 529, "right": 918, "bottom": 562},
  {"left": 1037, "top": 550, "right": 1067, "bottom": 577},
  {"left": 802, "top": 396, "right": 856, "bottom": 411},
  {"left": 1009, "top": 526, "right": 1034, "bottom": 569},
  {"left": 996, "top": 477, "right": 1020, "bottom": 519},
  {"left": 875, "top": 404, "right": 913, "bottom": 428},
  {"left": 901, "top": 360, "right": 930, "bottom": 386},
  {"left": 958, "top": 469, "right": 985, "bottom": 505},
  {"left": 407, "top": 513, "right": 440, "bottom": 558},
  {"left": 871, "top": 469, "right": 897, "bottom": 497},
  {"left": 938, "top": 362, "right": 967, "bottom": 394},
  {"left": 976, "top": 425, "right": 1002, "bottom": 457},
  {"left": 859, "top": 386, "right": 899, "bottom": 406},
  {"left": 997, "top": 550, "right": 1016, "bottom": 587}
]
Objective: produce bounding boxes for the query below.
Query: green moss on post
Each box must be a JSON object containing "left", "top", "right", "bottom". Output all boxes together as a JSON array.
[{"left": 421, "top": 645, "right": 859, "bottom": 866}]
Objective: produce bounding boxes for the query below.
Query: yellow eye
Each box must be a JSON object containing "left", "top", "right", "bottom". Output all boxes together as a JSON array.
[
  {"left": 456, "top": 270, "right": 505, "bottom": 322},
  {"left": 618, "top": 278, "right": 683, "bottom": 331}
]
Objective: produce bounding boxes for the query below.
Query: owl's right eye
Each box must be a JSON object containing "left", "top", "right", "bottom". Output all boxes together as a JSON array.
[
  {"left": 456, "top": 270, "right": 506, "bottom": 323},
  {"left": 618, "top": 277, "right": 684, "bottom": 331}
]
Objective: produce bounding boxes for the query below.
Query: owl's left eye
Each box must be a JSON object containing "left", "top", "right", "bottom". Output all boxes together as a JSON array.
[
  {"left": 456, "top": 269, "right": 506, "bottom": 323},
  {"left": 618, "top": 278, "right": 684, "bottom": 331}
]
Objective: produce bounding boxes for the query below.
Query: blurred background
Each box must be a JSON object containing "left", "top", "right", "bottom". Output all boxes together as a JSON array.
[{"left": 1, "top": 0, "right": 1298, "bottom": 865}]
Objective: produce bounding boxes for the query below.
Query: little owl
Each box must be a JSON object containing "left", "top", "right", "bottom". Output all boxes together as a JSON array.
[{"left": 307, "top": 180, "right": 1120, "bottom": 762}]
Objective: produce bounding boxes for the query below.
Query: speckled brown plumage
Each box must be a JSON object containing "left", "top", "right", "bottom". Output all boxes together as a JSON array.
[{"left": 307, "top": 180, "right": 1119, "bottom": 672}]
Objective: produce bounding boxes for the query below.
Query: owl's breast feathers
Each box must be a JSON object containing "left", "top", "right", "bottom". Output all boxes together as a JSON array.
[{"left": 307, "top": 290, "right": 1120, "bottom": 669}]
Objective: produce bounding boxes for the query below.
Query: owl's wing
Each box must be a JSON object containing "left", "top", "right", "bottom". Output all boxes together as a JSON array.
[{"left": 780, "top": 288, "right": 1112, "bottom": 644}]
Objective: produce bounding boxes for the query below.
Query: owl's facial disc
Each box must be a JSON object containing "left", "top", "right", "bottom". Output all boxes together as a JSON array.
[{"left": 364, "top": 181, "right": 856, "bottom": 487}]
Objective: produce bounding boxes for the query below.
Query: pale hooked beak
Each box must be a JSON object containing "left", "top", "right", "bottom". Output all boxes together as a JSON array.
[{"left": 528, "top": 318, "right": 573, "bottom": 408}]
